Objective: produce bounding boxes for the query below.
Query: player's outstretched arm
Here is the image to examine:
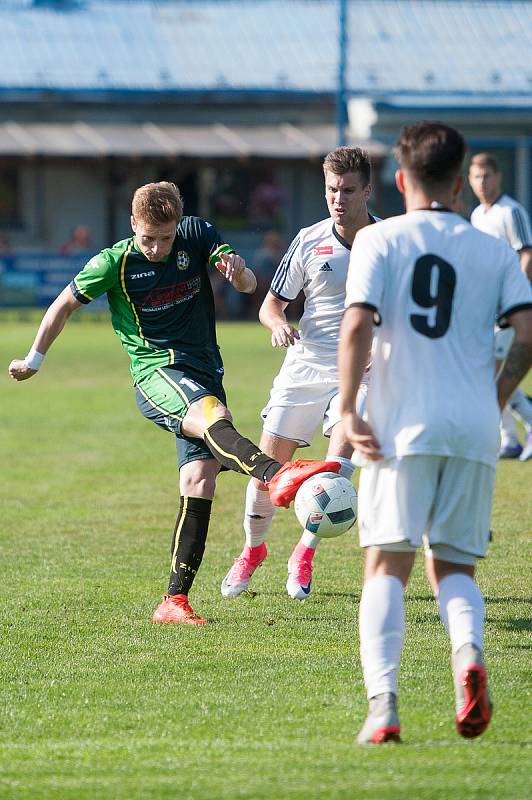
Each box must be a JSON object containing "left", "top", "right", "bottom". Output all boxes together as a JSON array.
[
  {"left": 497, "top": 308, "right": 532, "bottom": 409},
  {"left": 214, "top": 252, "right": 257, "bottom": 294},
  {"left": 259, "top": 291, "right": 300, "bottom": 347},
  {"left": 8, "top": 285, "right": 82, "bottom": 381}
]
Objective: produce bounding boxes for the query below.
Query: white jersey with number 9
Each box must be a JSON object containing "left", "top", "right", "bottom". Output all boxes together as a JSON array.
[{"left": 345, "top": 209, "right": 532, "bottom": 468}]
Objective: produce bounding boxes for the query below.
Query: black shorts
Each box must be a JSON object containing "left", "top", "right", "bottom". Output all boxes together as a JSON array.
[{"left": 135, "top": 365, "right": 227, "bottom": 468}]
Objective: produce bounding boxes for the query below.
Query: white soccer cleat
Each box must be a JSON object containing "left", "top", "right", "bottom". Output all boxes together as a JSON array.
[
  {"left": 220, "top": 543, "right": 267, "bottom": 597},
  {"left": 452, "top": 643, "right": 492, "bottom": 739},
  {"left": 356, "top": 692, "right": 401, "bottom": 744},
  {"left": 498, "top": 439, "right": 522, "bottom": 459},
  {"left": 519, "top": 431, "right": 532, "bottom": 462},
  {"left": 286, "top": 543, "right": 314, "bottom": 600}
]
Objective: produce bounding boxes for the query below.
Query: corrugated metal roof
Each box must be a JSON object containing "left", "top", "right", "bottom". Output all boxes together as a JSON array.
[{"left": 0, "top": 1, "right": 531, "bottom": 98}]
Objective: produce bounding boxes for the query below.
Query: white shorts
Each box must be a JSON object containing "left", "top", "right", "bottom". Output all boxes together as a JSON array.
[
  {"left": 358, "top": 455, "right": 496, "bottom": 565},
  {"left": 262, "top": 366, "right": 367, "bottom": 446}
]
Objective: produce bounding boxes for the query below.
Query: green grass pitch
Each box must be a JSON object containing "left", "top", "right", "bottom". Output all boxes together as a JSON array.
[{"left": 1, "top": 317, "right": 531, "bottom": 800}]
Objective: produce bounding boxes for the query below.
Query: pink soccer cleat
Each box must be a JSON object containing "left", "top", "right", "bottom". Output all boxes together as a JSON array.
[
  {"left": 221, "top": 543, "right": 267, "bottom": 597},
  {"left": 286, "top": 543, "right": 315, "bottom": 600}
]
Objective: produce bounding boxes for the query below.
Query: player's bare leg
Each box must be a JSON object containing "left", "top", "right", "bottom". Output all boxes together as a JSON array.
[
  {"left": 427, "top": 556, "right": 492, "bottom": 738},
  {"left": 222, "top": 433, "right": 298, "bottom": 597},
  {"left": 182, "top": 397, "right": 338, "bottom": 504},
  {"left": 153, "top": 459, "right": 220, "bottom": 624}
]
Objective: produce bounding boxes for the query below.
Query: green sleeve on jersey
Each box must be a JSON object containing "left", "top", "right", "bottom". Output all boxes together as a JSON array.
[
  {"left": 72, "top": 249, "right": 121, "bottom": 302},
  {"left": 208, "top": 243, "right": 235, "bottom": 268}
]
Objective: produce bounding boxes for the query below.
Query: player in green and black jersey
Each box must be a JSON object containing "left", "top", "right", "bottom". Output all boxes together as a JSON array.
[{"left": 9, "top": 181, "right": 338, "bottom": 624}]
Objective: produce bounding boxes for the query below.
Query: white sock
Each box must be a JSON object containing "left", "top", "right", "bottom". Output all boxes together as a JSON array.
[
  {"left": 500, "top": 406, "right": 519, "bottom": 445},
  {"left": 301, "top": 530, "right": 320, "bottom": 548},
  {"left": 329, "top": 455, "right": 356, "bottom": 480},
  {"left": 243, "top": 480, "right": 275, "bottom": 548},
  {"left": 509, "top": 388, "right": 532, "bottom": 431},
  {"left": 359, "top": 575, "right": 405, "bottom": 699},
  {"left": 437, "top": 573, "right": 485, "bottom": 654}
]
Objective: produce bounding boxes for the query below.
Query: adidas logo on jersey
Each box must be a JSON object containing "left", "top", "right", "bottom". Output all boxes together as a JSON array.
[{"left": 319, "top": 261, "right": 333, "bottom": 272}]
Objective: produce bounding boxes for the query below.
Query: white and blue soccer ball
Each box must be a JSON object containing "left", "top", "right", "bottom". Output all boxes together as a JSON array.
[{"left": 294, "top": 472, "right": 357, "bottom": 539}]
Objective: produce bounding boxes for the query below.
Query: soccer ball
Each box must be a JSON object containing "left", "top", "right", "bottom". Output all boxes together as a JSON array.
[{"left": 294, "top": 472, "right": 357, "bottom": 539}]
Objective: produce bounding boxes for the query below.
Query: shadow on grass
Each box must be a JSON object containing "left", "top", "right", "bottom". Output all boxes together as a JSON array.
[
  {"left": 402, "top": 739, "right": 531, "bottom": 748},
  {"left": 498, "top": 617, "right": 532, "bottom": 633},
  {"left": 203, "top": 615, "right": 354, "bottom": 625},
  {"left": 250, "top": 590, "right": 358, "bottom": 600},
  {"left": 406, "top": 594, "right": 437, "bottom": 602},
  {"left": 486, "top": 597, "right": 532, "bottom": 605}
]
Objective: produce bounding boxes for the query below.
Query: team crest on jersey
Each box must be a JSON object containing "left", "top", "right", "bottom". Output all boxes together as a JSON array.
[{"left": 177, "top": 251, "right": 190, "bottom": 270}]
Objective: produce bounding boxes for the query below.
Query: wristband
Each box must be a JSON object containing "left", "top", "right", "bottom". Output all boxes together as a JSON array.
[
  {"left": 24, "top": 348, "right": 45, "bottom": 371},
  {"left": 208, "top": 243, "right": 235, "bottom": 268}
]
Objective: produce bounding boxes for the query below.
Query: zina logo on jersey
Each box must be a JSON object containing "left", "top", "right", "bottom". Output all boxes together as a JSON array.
[
  {"left": 177, "top": 251, "right": 190, "bottom": 270},
  {"left": 131, "top": 270, "right": 156, "bottom": 280}
]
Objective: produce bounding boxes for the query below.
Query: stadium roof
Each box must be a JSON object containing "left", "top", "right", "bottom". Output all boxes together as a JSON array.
[
  {"left": 0, "top": 0, "right": 531, "bottom": 101},
  {"left": 0, "top": 120, "right": 386, "bottom": 157}
]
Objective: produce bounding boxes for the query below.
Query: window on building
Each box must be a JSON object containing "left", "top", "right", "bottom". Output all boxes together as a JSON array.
[
  {"left": 0, "top": 166, "right": 21, "bottom": 227},
  {"left": 199, "top": 163, "right": 287, "bottom": 232}
]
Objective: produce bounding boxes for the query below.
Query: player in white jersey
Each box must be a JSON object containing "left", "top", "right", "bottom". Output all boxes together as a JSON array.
[
  {"left": 469, "top": 152, "right": 532, "bottom": 460},
  {"left": 221, "top": 147, "right": 376, "bottom": 600},
  {"left": 339, "top": 122, "right": 532, "bottom": 744}
]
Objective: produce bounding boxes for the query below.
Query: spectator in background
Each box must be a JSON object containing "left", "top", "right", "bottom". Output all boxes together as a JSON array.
[
  {"left": 0, "top": 236, "right": 13, "bottom": 289},
  {"left": 212, "top": 229, "right": 286, "bottom": 321},
  {"left": 246, "top": 229, "right": 286, "bottom": 318},
  {"left": 249, "top": 171, "right": 287, "bottom": 229},
  {"left": 60, "top": 224, "right": 92, "bottom": 255},
  {"left": 0, "top": 236, "right": 12, "bottom": 291},
  {"left": 0, "top": 235, "right": 12, "bottom": 254},
  {"left": 469, "top": 152, "right": 532, "bottom": 461}
]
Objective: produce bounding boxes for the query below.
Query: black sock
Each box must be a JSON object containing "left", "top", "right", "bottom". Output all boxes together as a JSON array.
[
  {"left": 167, "top": 496, "right": 212, "bottom": 596},
  {"left": 204, "top": 418, "right": 281, "bottom": 482}
]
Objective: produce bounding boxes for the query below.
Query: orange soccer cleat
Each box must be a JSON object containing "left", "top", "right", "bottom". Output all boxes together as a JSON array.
[
  {"left": 152, "top": 593, "right": 207, "bottom": 625},
  {"left": 266, "top": 459, "right": 341, "bottom": 508}
]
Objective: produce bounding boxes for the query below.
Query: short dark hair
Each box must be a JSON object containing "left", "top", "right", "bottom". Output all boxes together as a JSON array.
[
  {"left": 132, "top": 181, "right": 183, "bottom": 225},
  {"left": 469, "top": 152, "right": 500, "bottom": 173},
  {"left": 394, "top": 121, "right": 465, "bottom": 188},
  {"left": 323, "top": 146, "right": 371, "bottom": 185}
]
